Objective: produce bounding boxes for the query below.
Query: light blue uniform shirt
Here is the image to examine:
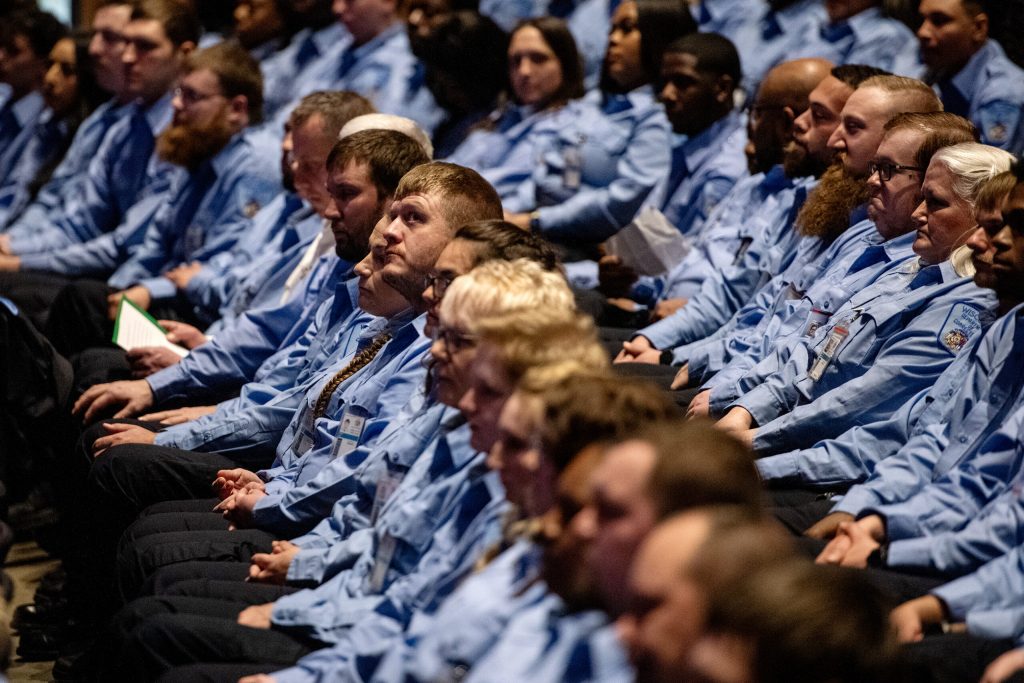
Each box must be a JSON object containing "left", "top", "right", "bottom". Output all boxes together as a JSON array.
[
  {"left": 268, "top": 463, "right": 508, "bottom": 683},
  {"left": 261, "top": 22, "right": 351, "bottom": 122},
  {"left": 528, "top": 86, "right": 671, "bottom": 244},
  {"left": 151, "top": 265, "right": 364, "bottom": 457},
  {"left": 638, "top": 176, "right": 814, "bottom": 348},
  {"left": 146, "top": 257, "right": 350, "bottom": 408},
  {"left": 0, "top": 91, "right": 46, "bottom": 181},
  {"left": 789, "top": 5, "right": 921, "bottom": 76},
  {"left": 567, "top": 0, "right": 613, "bottom": 89},
  {"left": 268, "top": 438, "right": 506, "bottom": 651},
  {"left": 851, "top": 399, "right": 1024, "bottom": 574},
  {"left": 255, "top": 313, "right": 428, "bottom": 499},
  {"left": 762, "top": 304, "right": 1024, "bottom": 488},
  {"left": 932, "top": 40, "right": 1024, "bottom": 153},
  {"left": 448, "top": 101, "right": 580, "bottom": 207},
  {"left": 656, "top": 165, "right": 799, "bottom": 302},
  {"left": 731, "top": 259, "right": 996, "bottom": 454},
  {"left": 468, "top": 603, "right": 631, "bottom": 682},
  {"left": 12, "top": 93, "right": 177, "bottom": 262},
  {"left": 692, "top": 0, "right": 763, "bottom": 42},
  {"left": 0, "top": 108, "right": 69, "bottom": 224},
  {"left": 479, "top": 0, "right": 548, "bottom": 31},
  {"left": 368, "top": 539, "right": 546, "bottom": 682},
  {"left": 702, "top": 224, "right": 916, "bottom": 407},
  {"left": 659, "top": 109, "right": 748, "bottom": 238},
  {"left": 180, "top": 191, "right": 313, "bottom": 325},
  {"left": 106, "top": 129, "right": 281, "bottom": 300},
  {"left": 730, "top": 0, "right": 825, "bottom": 97},
  {"left": 284, "top": 398, "right": 453, "bottom": 584},
  {"left": 295, "top": 22, "right": 442, "bottom": 135},
  {"left": 931, "top": 546, "right": 1024, "bottom": 638},
  {"left": 0, "top": 98, "right": 130, "bottom": 229}
]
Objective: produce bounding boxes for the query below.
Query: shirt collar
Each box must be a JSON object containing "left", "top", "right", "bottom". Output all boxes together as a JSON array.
[
  {"left": 946, "top": 40, "right": 1001, "bottom": 104},
  {"left": 881, "top": 229, "right": 918, "bottom": 259},
  {"left": 822, "top": 5, "right": 882, "bottom": 42},
  {"left": 10, "top": 91, "right": 44, "bottom": 125},
  {"left": 349, "top": 21, "right": 403, "bottom": 60},
  {"left": 141, "top": 90, "right": 175, "bottom": 134},
  {"left": 209, "top": 131, "right": 249, "bottom": 177},
  {"left": 315, "top": 21, "right": 349, "bottom": 53},
  {"left": 679, "top": 109, "right": 743, "bottom": 173},
  {"left": 761, "top": 164, "right": 794, "bottom": 193}
]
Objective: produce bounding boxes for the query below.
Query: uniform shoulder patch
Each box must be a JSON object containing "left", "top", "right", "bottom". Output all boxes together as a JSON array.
[
  {"left": 978, "top": 101, "right": 1022, "bottom": 146},
  {"left": 244, "top": 200, "right": 262, "bottom": 218},
  {"left": 939, "top": 302, "right": 982, "bottom": 353}
]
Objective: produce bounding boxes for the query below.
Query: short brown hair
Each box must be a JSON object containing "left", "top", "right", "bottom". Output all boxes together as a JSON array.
[
  {"left": 641, "top": 419, "right": 762, "bottom": 519},
  {"left": 395, "top": 161, "right": 503, "bottom": 232},
  {"left": 185, "top": 42, "right": 264, "bottom": 123},
  {"left": 289, "top": 90, "right": 374, "bottom": 140},
  {"left": 327, "top": 129, "right": 431, "bottom": 199},
  {"left": 976, "top": 170, "right": 1018, "bottom": 213},
  {"left": 883, "top": 111, "right": 978, "bottom": 169},
  {"left": 860, "top": 74, "right": 943, "bottom": 115},
  {"left": 131, "top": 0, "right": 201, "bottom": 47},
  {"left": 454, "top": 220, "right": 560, "bottom": 271},
  {"left": 533, "top": 374, "right": 677, "bottom": 472}
]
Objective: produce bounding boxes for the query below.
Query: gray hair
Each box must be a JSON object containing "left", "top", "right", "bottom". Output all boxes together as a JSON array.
[
  {"left": 932, "top": 142, "right": 1015, "bottom": 209},
  {"left": 338, "top": 113, "right": 434, "bottom": 159}
]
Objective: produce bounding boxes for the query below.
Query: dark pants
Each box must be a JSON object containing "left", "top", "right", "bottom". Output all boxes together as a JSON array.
[
  {"left": 144, "top": 561, "right": 253, "bottom": 597},
  {"left": 117, "top": 515, "right": 272, "bottom": 602},
  {"left": 902, "top": 633, "right": 1019, "bottom": 683},
  {"left": 103, "top": 593, "right": 320, "bottom": 683},
  {"left": 0, "top": 269, "right": 71, "bottom": 330},
  {"left": 612, "top": 362, "right": 698, "bottom": 409}
]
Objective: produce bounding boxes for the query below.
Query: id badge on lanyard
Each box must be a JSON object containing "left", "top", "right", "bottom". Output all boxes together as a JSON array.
[
  {"left": 289, "top": 404, "right": 316, "bottom": 455},
  {"left": 330, "top": 408, "right": 366, "bottom": 459},
  {"left": 808, "top": 325, "right": 849, "bottom": 382},
  {"left": 369, "top": 469, "right": 405, "bottom": 526},
  {"left": 368, "top": 533, "right": 397, "bottom": 592},
  {"left": 803, "top": 308, "right": 831, "bottom": 338}
]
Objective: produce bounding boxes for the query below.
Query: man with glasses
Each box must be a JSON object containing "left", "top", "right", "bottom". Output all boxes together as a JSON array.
[{"left": 0, "top": 0, "right": 199, "bottom": 327}]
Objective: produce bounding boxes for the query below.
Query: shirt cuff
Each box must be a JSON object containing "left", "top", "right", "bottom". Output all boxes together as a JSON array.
[
  {"left": 885, "top": 536, "right": 935, "bottom": 570},
  {"left": 139, "top": 276, "right": 175, "bottom": 301},
  {"left": 16, "top": 251, "right": 55, "bottom": 272},
  {"left": 756, "top": 452, "right": 799, "bottom": 482}
]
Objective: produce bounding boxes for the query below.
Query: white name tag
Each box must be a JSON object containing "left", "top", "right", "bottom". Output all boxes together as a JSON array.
[
  {"left": 808, "top": 325, "right": 849, "bottom": 382},
  {"left": 369, "top": 470, "right": 404, "bottom": 526},
  {"left": 803, "top": 308, "right": 831, "bottom": 338},
  {"left": 330, "top": 410, "right": 366, "bottom": 459},
  {"left": 289, "top": 405, "right": 316, "bottom": 455},
  {"left": 368, "top": 532, "right": 397, "bottom": 592}
]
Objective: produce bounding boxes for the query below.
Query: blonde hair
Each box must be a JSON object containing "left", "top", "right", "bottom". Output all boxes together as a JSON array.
[
  {"left": 932, "top": 142, "right": 1015, "bottom": 209},
  {"left": 439, "top": 259, "right": 575, "bottom": 331},
  {"left": 474, "top": 312, "right": 610, "bottom": 388}
]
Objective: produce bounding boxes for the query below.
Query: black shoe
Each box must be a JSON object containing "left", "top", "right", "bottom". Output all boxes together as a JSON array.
[
  {"left": 51, "top": 642, "right": 98, "bottom": 682},
  {"left": 11, "top": 600, "right": 71, "bottom": 632},
  {"left": 16, "top": 629, "right": 65, "bottom": 661}
]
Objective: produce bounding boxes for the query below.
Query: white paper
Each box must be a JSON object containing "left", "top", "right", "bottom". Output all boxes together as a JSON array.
[
  {"left": 605, "top": 206, "right": 692, "bottom": 276},
  {"left": 112, "top": 298, "right": 189, "bottom": 357}
]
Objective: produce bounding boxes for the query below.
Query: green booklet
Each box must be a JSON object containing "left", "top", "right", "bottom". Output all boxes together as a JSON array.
[{"left": 111, "top": 296, "right": 188, "bottom": 357}]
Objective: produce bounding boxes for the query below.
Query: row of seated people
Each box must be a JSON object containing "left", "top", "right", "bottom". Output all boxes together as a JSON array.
[
  {"left": 0, "top": 0, "right": 1023, "bottom": 681},
  {"left": 1, "top": 0, "right": 1023, "bottom": 283}
]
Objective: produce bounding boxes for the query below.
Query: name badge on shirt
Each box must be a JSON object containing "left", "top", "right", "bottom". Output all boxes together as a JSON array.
[
  {"left": 368, "top": 532, "right": 397, "bottom": 593},
  {"left": 563, "top": 145, "right": 582, "bottom": 190},
  {"left": 288, "top": 404, "right": 315, "bottom": 455},
  {"left": 330, "top": 409, "right": 366, "bottom": 459},
  {"left": 803, "top": 308, "right": 831, "bottom": 338},
  {"left": 808, "top": 325, "right": 849, "bottom": 382},
  {"left": 369, "top": 469, "right": 404, "bottom": 526}
]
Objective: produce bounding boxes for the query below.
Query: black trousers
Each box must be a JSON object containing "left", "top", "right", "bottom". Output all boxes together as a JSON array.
[
  {"left": 155, "top": 663, "right": 282, "bottom": 683},
  {"left": 0, "top": 269, "right": 71, "bottom": 330},
  {"left": 902, "top": 633, "right": 1020, "bottom": 683},
  {"left": 118, "top": 517, "right": 273, "bottom": 602},
  {"left": 100, "top": 589, "right": 314, "bottom": 683}
]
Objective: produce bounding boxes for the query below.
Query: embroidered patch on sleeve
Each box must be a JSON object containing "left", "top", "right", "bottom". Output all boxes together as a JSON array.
[{"left": 938, "top": 303, "right": 982, "bottom": 353}]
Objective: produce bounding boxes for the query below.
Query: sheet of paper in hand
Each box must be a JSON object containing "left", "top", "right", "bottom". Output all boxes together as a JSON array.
[
  {"left": 604, "top": 205, "right": 691, "bottom": 276},
  {"left": 111, "top": 297, "right": 189, "bottom": 357}
]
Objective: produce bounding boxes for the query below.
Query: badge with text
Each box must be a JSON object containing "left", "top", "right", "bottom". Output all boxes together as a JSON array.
[
  {"left": 808, "top": 325, "right": 849, "bottom": 382},
  {"left": 330, "top": 409, "right": 366, "bottom": 459},
  {"left": 803, "top": 308, "right": 831, "bottom": 338},
  {"left": 369, "top": 470, "right": 404, "bottom": 526},
  {"left": 288, "top": 404, "right": 315, "bottom": 455},
  {"left": 938, "top": 303, "right": 981, "bottom": 354},
  {"left": 368, "top": 533, "right": 398, "bottom": 592}
]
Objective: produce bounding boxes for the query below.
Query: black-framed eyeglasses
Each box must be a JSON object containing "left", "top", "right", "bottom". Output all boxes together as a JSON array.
[
  {"left": 174, "top": 85, "right": 223, "bottom": 107},
  {"left": 424, "top": 272, "right": 455, "bottom": 301},
  {"left": 870, "top": 160, "right": 924, "bottom": 182},
  {"left": 433, "top": 325, "right": 476, "bottom": 355}
]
